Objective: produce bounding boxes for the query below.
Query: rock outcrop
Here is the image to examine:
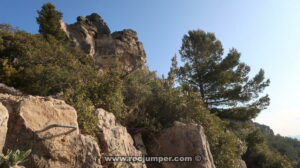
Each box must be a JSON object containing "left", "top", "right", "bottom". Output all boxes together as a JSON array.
[
  {"left": 96, "top": 108, "right": 147, "bottom": 168},
  {"left": 0, "top": 93, "right": 102, "bottom": 168},
  {"left": 149, "top": 121, "right": 216, "bottom": 168},
  {"left": 0, "top": 91, "right": 147, "bottom": 168},
  {"left": 61, "top": 13, "right": 147, "bottom": 72}
]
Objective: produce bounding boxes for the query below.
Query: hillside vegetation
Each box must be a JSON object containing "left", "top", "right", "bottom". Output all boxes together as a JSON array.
[
  {"left": 255, "top": 123, "right": 300, "bottom": 168},
  {"left": 0, "top": 3, "right": 295, "bottom": 168}
]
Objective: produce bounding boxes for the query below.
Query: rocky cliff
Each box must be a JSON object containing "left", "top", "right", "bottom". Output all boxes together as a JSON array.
[
  {"left": 61, "top": 13, "right": 147, "bottom": 72},
  {"left": 0, "top": 84, "right": 218, "bottom": 168}
]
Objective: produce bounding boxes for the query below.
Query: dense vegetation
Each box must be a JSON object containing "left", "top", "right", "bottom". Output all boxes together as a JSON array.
[
  {"left": 266, "top": 135, "right": 300, "bottom": 168},
  {"left": 0, "top": 3, "right": 296, "bottom": 168},
  {"left": 255, "top": 124, "right": 300, "bottom": 168}
]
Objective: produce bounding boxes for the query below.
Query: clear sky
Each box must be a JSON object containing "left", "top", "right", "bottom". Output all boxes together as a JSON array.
[{"left": 1, "top": 0, "right": 300, "bottom": 136}]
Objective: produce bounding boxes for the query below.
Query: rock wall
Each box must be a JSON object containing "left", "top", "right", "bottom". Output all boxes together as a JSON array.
[{"left": 61, "top": 13, "right": 147, "bottom": 72}]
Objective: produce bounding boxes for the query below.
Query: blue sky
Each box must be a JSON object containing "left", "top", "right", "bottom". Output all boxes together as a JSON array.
[{"left": 1, "top": 0, "right": 300, "bottom": 136}]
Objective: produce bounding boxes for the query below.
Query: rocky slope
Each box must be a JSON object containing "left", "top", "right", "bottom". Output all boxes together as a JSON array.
[
  {"left": 0, "top": 84, "right": 218, "bottom": 168},
  {"left": 60, "top": 13, "right": 147, "bottom": 72}
]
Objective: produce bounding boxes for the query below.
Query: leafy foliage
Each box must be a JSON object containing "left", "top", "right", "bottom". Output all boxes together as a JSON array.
[
  {"left": 177, "top": 30, "right": 270, "bottom": 120},
  {"left": 0, "top": 149, "right": 31, "bottom": 168}
]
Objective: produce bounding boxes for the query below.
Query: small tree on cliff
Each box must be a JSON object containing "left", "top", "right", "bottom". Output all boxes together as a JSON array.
[
  {"left": 36, "top": 3, "right": 66, "bottom": 41},
  {"left": 176, "top": 30, "right": 270, "bottom": 120}
]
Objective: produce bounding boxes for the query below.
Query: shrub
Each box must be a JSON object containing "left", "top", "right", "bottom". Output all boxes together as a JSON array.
[{"left": 0, "top": 149, "right": 31, "bottom": 168}]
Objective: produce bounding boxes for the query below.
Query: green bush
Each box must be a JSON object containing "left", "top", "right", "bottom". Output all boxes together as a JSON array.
[{"left": 0, "top": 149, "right": 31, "bottom": 168}]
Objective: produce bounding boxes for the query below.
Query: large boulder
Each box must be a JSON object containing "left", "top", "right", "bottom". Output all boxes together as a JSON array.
[
  {"left": 0, "top": 93, "right": 102, "bottom": 168},
  {"left": 95, "top": 108, "right": 147, "bottom": 168},
  {"left": 149, "top": 122, "right": 216, "bottom": 168},
  {"left": 61, "top": 13, "right": 147, "bottom": 72}
]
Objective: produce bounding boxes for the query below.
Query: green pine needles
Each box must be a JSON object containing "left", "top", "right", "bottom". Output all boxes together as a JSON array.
[
  {"left": 177, "top": 30, "right": 270, "bottom": 120},
  {"left": 36, "top": 2, "right": 67, "bottom": 41}
]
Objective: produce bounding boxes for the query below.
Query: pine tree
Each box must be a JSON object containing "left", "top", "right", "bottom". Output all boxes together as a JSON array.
[
  {"left": 177, "top": 30, "right": 270, "bottom": 120},
  {"left": 36, "top": 3, "right": 66, "bottom": 41},
  {"left": 167, "top": 54, "right": 178, "bottom": 86}
]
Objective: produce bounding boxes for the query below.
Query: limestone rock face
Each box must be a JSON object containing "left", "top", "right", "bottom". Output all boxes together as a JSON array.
[
  {"left": 61, "top": 13, "right": 147, "bottom": 72},
  {"left": 0, "top": 103, "right": 8, "bottom": 153},
  {"left": 149, "top": 122, "right": 216, "bottom": 168},
  {"left": 0, "top": 93, "right": 102, "bottom": 168},
  {"left": 95, "top": 108, "right": 147, "bottom": 168}
]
